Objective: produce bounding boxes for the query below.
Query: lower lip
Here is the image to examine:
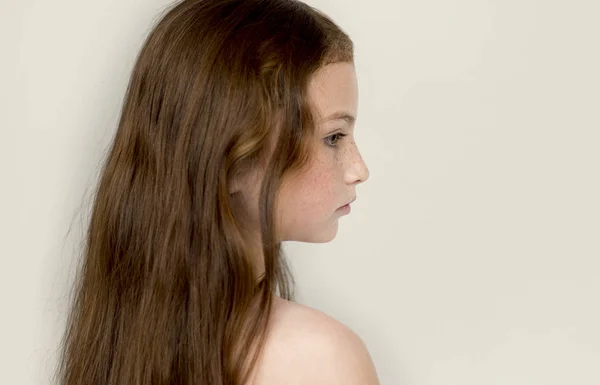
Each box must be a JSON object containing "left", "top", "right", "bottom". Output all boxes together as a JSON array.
[{"left": 337, "top": 204, "right": 351, "bottom": 214}]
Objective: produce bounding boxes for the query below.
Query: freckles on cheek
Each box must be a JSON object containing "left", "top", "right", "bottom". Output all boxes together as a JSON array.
[{"left": 296, "top": 163, "right": 337, "bottom": 213}]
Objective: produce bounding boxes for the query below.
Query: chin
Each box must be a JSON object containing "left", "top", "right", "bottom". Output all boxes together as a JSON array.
[
  {"left": 301, "top": 222, "right": 339, "bottom": 244},
  {"left": 281, "top": 218, "right": 339, "bottom": 243}
]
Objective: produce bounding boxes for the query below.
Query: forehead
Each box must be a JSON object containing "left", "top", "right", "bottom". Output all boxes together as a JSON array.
[{"left": 307, "top": 62, "right": 358, "bottom": 125}]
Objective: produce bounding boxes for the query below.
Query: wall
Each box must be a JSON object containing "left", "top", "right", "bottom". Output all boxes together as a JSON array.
[{"left": 1, "top": 0, "right": 598, "bottom": 384}]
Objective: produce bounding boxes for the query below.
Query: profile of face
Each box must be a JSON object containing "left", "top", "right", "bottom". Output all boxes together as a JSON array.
[{"left": 232, "top": 61, "right": 370, "bottom": 245}]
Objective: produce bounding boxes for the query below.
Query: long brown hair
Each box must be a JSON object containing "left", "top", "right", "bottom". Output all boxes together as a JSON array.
[{"left": 55, "top": 0, "right": 353, "bottom": 384}]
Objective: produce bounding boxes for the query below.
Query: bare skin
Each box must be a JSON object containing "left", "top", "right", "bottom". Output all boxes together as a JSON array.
[{"left": 247, "top": 295, "right": 381, "bottom": 385}]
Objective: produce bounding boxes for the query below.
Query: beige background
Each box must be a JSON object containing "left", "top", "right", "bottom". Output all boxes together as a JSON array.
[{"left": 1, "top": 0, "right": 598, "bottom": 384}]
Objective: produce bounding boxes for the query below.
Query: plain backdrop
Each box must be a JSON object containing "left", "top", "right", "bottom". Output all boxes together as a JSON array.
[{"left": 1, "top": 0, "right": 599, "bottom": 384}]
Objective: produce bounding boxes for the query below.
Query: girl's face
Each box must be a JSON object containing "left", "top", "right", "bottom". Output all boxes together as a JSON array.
[
  {"left": 276, "top": 61, "right": 370, "bottom": 243},
  {"left": 232, "top": 61, "right": 369, "bottom": 250}
]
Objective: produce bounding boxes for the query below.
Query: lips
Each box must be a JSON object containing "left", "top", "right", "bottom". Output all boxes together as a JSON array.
[{"left": 340, "top": 197, "right": 356, "bottom": 208}]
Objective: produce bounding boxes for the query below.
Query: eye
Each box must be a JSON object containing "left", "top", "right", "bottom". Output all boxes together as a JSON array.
[{"left": 324, "top": 133, "right": 348, "bottom": 148}]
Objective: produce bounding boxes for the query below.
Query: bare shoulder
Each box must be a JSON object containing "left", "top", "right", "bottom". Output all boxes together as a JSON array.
[{"left": 251, "top": 296, "right": 381, "bottom": 385}]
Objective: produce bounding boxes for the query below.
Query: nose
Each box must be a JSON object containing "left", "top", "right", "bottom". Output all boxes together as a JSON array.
[{"left": 345, "top": 142, "right": 370, "bottom": 185}]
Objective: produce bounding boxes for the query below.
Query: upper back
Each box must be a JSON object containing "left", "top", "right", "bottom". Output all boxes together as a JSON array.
[{"left": 246, "top": 295, "right": 381, "bottom": 385}]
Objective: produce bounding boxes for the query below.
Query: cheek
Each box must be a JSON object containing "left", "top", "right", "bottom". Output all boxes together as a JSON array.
[
  {"left": 276, "top": 157, "right": 340, "bottom": 240},
  {"left": 293, "top": 162, "right": 338, "bottom": 213}
]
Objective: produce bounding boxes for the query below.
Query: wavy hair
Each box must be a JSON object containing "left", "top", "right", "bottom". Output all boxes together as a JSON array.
[{"left": 55, "top": 0, "right": 354, "bottom": 384}]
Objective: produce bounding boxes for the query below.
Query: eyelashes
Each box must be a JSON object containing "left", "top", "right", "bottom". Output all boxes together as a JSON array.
[{"left": 324, "top": 133, "right": 348, "bottom": 148}]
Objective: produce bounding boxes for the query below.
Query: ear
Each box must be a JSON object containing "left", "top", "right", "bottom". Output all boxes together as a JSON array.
[
  {"left": 228, "top": 169, "right": 248, "bottom": 195},
  {"left": 228, "top": 164, "right": 261, "bottom": 195},
  {"left": 228, "top": 176, "right": 241, "bottom": 194}
]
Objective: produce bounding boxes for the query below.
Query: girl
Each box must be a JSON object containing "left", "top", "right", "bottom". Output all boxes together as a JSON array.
[{"left": 55, "top": 0, "right": 377, "bottom": 384}]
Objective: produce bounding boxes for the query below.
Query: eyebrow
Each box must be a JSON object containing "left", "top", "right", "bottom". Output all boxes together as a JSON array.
[{"left": 322, "top": 111, "right": 356, "bottom": 125}]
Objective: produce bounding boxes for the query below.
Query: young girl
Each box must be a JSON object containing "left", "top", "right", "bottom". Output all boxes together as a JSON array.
[{"left": 55, "top": 0, "right": 377, "bottom": 384}]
